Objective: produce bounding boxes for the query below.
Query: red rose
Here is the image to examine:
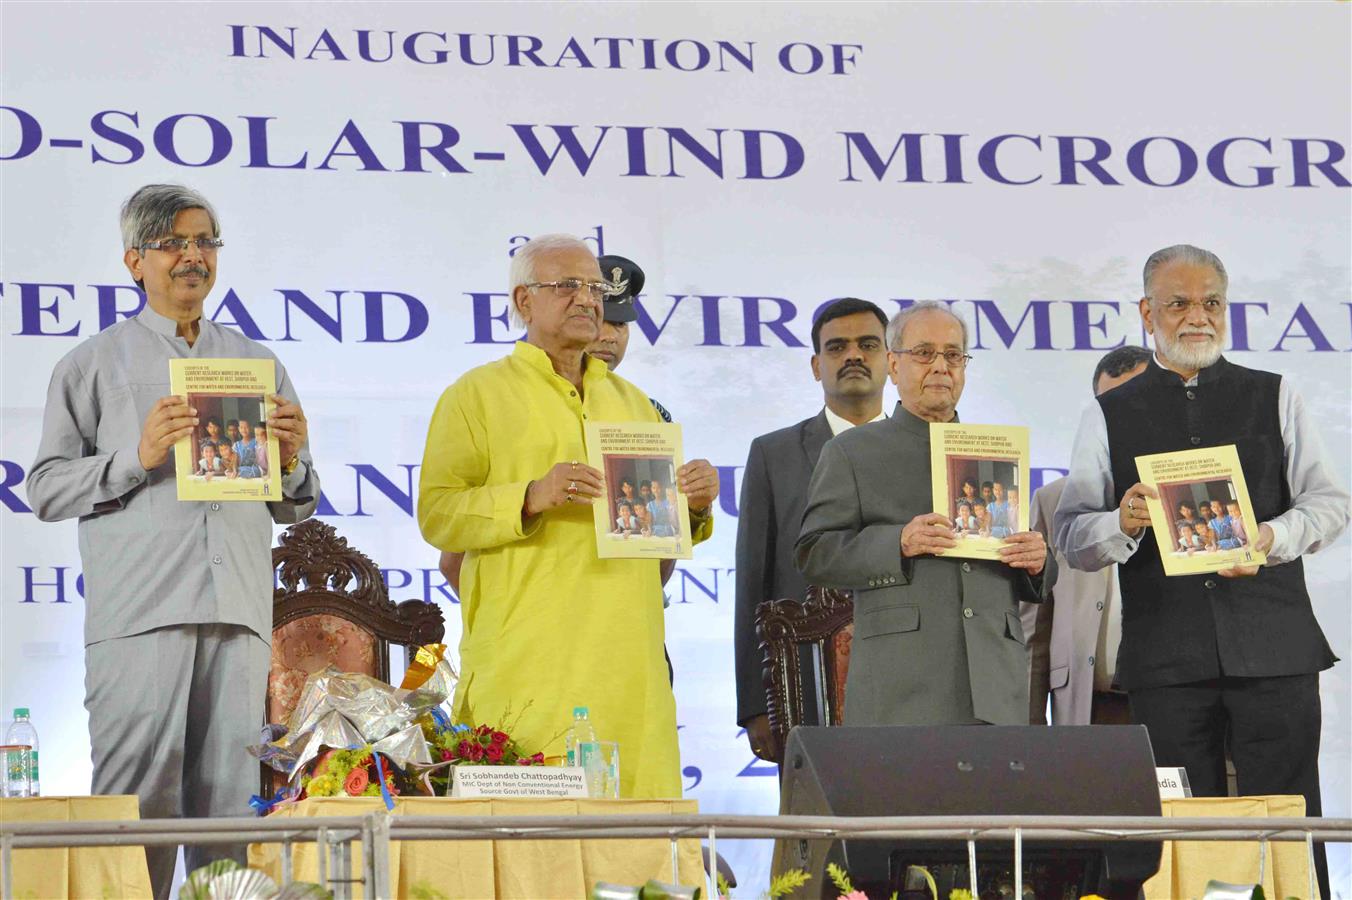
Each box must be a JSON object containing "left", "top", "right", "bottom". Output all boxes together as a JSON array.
[
  {"left": 455, "top": 739, "right": 474, "bottom": 759},
  {"left": 344, "top": 767, "right": 369, "bottom": 796},
  {"left": 516, "top": 756, "right": 533, "bottom": 766},
  {"left": 440, "top": 749, "right": 454, "bottom": 761},
  {"left": 486, "top": 745, "right": 504, "bottom": 763},
  {"left": 491, "top": 731, "right": 509, "bottom": 746},
  {"left": 468, "top": 743, "right": 486, "bottom": 762}
]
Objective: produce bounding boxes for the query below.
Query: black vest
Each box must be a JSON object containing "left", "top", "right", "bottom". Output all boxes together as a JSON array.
[{"left": 1099, "top": 357, "right": 1335, "bottom": 690}]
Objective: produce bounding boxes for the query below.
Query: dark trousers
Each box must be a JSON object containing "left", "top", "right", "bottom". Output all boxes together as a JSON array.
[{"left": 1129, "top": 674, "right": 1328, "bottom": 899}]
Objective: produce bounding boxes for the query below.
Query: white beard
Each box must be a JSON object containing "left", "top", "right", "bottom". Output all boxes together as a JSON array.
[{"left": 1156, "top": 328, "right": 1223, "bottom": 371}]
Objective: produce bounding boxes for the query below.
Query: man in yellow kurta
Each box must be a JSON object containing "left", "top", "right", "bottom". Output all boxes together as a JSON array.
[{"left": 417, "top": 235, "right": 718, "bottom": 798}]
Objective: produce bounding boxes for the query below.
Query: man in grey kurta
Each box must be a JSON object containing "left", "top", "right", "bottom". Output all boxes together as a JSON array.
[
  {"left": 796, "top": 302, "right": 1052, "bottom": 726},
  {"left": 26, "top": 185, "right": 319, "bottom": 899}
]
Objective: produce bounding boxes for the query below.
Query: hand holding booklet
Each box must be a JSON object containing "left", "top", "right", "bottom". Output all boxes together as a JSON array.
[
  {"left": 1134, "top": 444, "right": 1266, "bottom": 576},
  {"left": 929, "top": 423, "right": 1030, "bottom": 561},
  {"left": 585, "top": 421, "right": 693, "bottom": 559},
  {"left": 170, "top": 358, "right": 282, "bottom": 501}
]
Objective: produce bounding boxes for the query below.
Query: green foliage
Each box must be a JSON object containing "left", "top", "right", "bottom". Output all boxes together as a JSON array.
[
  {"left": 766, "top": 868, "right": 811, "bottom": 898},
  {"left": 717, "top": 871, "right": 733, "bottom": 897},
  {"left": 826, "top": 862, "right": 854, "bottom": 893},
  {"left": 949, "top": 891, "right": 975, "bottom": 900}
]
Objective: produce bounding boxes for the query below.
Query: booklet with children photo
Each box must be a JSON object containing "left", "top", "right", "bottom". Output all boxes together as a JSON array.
[
  {"left": 585, "top": 421, "right": 693, "bottom": 559},
  {"left": 170, "top": 358, "right": 282, "bottom": 501},
  {"left": 1135, "top": 444, "right": 1266, "bottom": 576},
  {"left": 929, "top": 422, "right": 1031, "bottom": 561}
]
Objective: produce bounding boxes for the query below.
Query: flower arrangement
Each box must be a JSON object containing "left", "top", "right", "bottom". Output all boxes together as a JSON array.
[
  {"left": 417, "top": 705, "right": 547, "bottom": 795},
  {"left": 430, "top": 722, "right": 546, "bottom": 767},
  {"left": 302, "top": 745, "right": 404, "bottom": 799}
]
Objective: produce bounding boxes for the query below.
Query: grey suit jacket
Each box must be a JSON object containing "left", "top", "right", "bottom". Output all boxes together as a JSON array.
[
  {"left": 734, "top": 411, "right": 833, "bottom": 725},
  {"left": 795, "top": 405, "right": 1053, "bottom": 726}
]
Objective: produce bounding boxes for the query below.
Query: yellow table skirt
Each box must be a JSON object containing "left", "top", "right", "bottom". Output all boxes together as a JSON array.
[
  {"left": 249, "top": 797, "right": 705, "bottom": 899},
  {"left": 1147, "top": 795, "right": 1317, "bottom": 900},
  {"left": 0, "top": 795, "right": 153, "bottom": 900}
]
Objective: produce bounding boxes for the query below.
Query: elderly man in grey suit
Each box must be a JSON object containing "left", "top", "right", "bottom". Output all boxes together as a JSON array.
[
  {"left": 796, "top": 302, "right": 1053, "bottom": 726},
  {"left": 1021, "top": 345, "right": 1150, "bottom": 725},
  {"left": 735, "top": 298, "right": 891, "bottom": 760}
]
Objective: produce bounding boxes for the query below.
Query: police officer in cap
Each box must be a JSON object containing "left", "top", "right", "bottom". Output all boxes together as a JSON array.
[{"left": 591, "top": 254, "right": 672, "bottom": 422}]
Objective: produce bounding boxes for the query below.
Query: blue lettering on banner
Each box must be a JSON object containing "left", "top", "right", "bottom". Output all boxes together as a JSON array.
[
  {"left": 0, "top": 461, "right": 31, "bottom": 512},
  {"left": 380, "top": 567, "right": 458, "bottom": 605},
  {"left": 6, "top": 105, "right": 1346, "bottom": 187},
  {"left": 6, "top": 283, "right": 1349, "bottom": 351},
  {"left": 224, "top": 27, "right": 797, "bottom": 77},
  {"left": 19, "top": 567, "right": 82, "bottom": 603},
  {"left": 837, "top": 129, "right": 1349, "bottom": 189}
]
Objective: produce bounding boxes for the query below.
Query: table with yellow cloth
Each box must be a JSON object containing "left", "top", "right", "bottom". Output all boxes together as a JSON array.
[
  {"left": 0, "top": 795, "right": 153, "bottom": 899},
  {"left": 1146, "top": 795, "right": 1317, "bottom": 900},
  {"left": 248, "top": 797, "right": 705, "bottom": 899}
]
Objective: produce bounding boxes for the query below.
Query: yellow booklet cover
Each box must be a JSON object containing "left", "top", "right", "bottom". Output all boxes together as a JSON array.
[
  {"left": 929, "top": 423, "right": 1030, "bottom": 561},
  {"left": 1135, "top": 444, "right": 1267, "bottom": 576},
  {"left": 170, "top": 358, "right": 282, "bottom": 502},
  {"left": 585, "top": 421, "right": 693, "bottom": 560}
]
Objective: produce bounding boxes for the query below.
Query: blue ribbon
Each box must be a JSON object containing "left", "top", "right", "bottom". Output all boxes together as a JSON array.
[
  {"left": 249, "top": 787, "right": 290, "bottom": 817},
  {"left": 371, "top": 751, "right": 396, "bottom": 811}
]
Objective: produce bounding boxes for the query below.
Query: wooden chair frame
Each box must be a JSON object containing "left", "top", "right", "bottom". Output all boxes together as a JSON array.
[
  {"left": 756, "top": 586, "right": 855, "bottom": 762},
  {"left": 262, "top": 519, "right": 446, "bottom": 796}
]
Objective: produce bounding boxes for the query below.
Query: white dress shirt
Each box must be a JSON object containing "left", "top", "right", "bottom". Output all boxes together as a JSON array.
[{"left": 823, "top": 404, "right": 888, "bottom": 437}]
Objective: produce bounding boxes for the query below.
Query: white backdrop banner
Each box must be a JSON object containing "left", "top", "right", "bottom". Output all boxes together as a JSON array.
[{"left": 2, "top": 2, "right": 1349, "bottom": 890}]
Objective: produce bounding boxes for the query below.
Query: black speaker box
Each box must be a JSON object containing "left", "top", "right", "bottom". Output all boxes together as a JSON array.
[{"left": 776, "top": 725, "right": 1162, "bottom": 899}]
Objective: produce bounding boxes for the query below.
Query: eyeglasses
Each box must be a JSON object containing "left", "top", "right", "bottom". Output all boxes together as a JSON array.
[
  {"left": 525, "top": 279, "right": 612, "bottom": 300},
  {"left": 894, "top": 346, "right": 972, "bottom": 367},
  {"left": 1155, "top": 297, "right": 1226, "bottom": 316},
  {"left": 139, "top": 237, "right": 225, "bottom": 254}
]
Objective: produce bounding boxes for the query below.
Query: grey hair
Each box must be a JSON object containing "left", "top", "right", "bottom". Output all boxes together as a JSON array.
[
  {"left": 508, "top": 233, "right": 595, "bottom": 327},
  {"left": 1142, "top": 244, "right": 1228, "bottom": 297},
  {"left": 119, "top": 184, "right": 220, "bottom": 251},
  {"left": 886, "top": 301, "right": 969, "bottom": 352}
]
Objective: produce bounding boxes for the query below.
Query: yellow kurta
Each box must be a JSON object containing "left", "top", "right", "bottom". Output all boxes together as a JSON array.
[{"left": 417, "top": 341, "right": 711, "bottom": 798}]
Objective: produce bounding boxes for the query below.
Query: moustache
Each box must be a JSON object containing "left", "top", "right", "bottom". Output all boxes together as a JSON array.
[
  {"left": 172, "top": 266, "right": 210, "bottom": 279},
  {"left": 838, "top": 364, "right": 871, "bottom": 377},
  {"left": 1178, "top": 329, "right": 1217, "bottom": 338}
]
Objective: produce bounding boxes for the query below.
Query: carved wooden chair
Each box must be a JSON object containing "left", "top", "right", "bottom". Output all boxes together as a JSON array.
[
  {"left": 263, "top": 519, "right": 445, "bottom": 795},
  {"left": 756, "top": 586, "right": 855, "bottom": 763}
]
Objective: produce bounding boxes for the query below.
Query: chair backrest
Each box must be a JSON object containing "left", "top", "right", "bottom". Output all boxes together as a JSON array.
[
  {"left": 269, "top": 520, "right": 446, "bottom": 725},
  {"left": 756, "top": 586, "right": 854, "bottom": 762}
]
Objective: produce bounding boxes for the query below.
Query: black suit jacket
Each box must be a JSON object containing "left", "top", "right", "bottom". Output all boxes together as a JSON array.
[{"left": 733, "top": 411, "right": 833, "bottom": 724}]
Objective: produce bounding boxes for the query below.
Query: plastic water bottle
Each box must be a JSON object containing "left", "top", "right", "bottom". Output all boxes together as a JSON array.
[
  {"left": 565, "top": 706, "right": 597, "bottom": 767},
  {"left": 565, "top": 706, "right": 605, "bottom": 795},
  {"left": 5, "top": 708, "right": 39, "bottom": 797}
]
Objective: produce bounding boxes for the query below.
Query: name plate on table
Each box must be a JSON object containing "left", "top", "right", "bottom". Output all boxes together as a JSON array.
[
  {"left": 451, "top": 766, "right": 589, "bottom": 798},
  {"left": 1156, "top": 766, "right": 1193, "bottom": 799}
]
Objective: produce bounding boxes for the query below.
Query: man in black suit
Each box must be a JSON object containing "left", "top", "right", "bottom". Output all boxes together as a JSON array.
[{"left": 734, "top": 297, "right": 890, "bottom": 761}]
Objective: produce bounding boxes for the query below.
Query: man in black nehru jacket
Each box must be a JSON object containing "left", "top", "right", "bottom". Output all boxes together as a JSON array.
[{"left": 1055, "top": 244, "right": 1349, "bottom": 898}]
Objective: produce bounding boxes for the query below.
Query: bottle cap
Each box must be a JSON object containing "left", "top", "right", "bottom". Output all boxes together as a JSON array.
[
  {"left": 573, "top": 706, "right": 588, "bottom": 717},
  {"left": 14, "top": 708, "right": 28, "bottom": 718}
]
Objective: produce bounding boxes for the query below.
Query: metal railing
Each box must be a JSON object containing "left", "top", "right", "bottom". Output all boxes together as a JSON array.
[{"left": 4, "top": 813, "right": 1349, "bottom": 899}]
